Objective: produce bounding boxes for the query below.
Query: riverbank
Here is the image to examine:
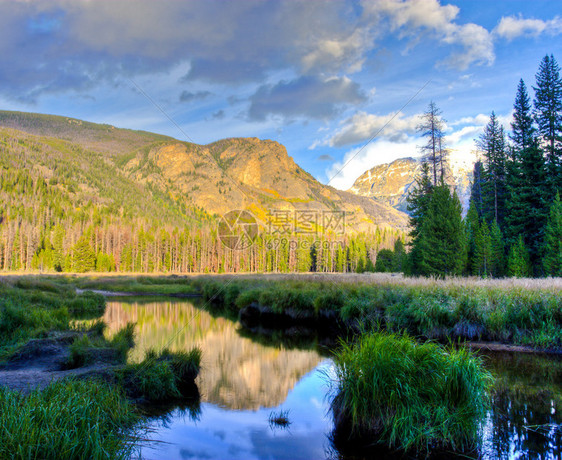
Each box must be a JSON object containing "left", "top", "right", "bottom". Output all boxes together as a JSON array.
[
  {"left": 0, "top": 279, "right": 201, "bottom": 459},
  {"left": 198, "top": 276, "right": 562, "bottom": 352},
  {"left": 2, "top": 273, "right": 560, "bottom": 352}
]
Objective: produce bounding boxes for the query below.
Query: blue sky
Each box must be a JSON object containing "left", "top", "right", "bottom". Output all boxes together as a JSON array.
[{"left": 1, "top": 0, "right": 561, "bottom": 189}]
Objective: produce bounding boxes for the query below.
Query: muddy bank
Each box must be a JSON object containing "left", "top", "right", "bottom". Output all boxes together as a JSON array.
[
  {"left": 0, "top": 332, "right": 122, "bottom": 393},
  {"left": 238, "top": 302, "right": 562, "bottom": 356}
]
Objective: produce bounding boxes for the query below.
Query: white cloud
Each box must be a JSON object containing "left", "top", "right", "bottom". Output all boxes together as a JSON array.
[
  {"left": 362, "top": 0, "right": 495, "bottom": 70},
  {"left": 451, "top": 114, "right": 490, "bottom": 126},
  {"left": 494, "top": 15, "right": 562, "bottom": 40},
  {"left": 445, "top": 125, "right": 482, "bottom": 145},
  {"left": 326, "top": 111, "right": 421, "bottom": 147}
]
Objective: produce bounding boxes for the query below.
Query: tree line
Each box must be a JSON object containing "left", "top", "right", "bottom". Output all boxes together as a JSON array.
[{"left": 401, "top": 54, "right": 562, "bottom": 278}]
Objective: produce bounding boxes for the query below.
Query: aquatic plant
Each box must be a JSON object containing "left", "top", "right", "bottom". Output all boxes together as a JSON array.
[
  {"left": 330, "top": 332, "right": 492, "bottom": 455},
  {"left": 269, "top": 409, "right": 292, "bottom": 429}
]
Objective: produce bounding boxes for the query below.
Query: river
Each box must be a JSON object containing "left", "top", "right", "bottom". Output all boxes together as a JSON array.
[{"left": 102, "top": 297, "right": 562, "bottom": 460}]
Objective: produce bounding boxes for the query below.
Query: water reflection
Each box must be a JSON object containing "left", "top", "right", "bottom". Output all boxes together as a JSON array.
[
  {"left": 103, "top": 298, "right": 322, "bottom": 410},
  {"left": 481, "top": 352, "right": 562, "bottom": 459},
  {"left": 103, "top": 298, "right": 562, "bottom": 460}
]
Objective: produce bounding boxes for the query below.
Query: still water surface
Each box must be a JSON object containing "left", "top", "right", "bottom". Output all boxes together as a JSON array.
[{"left": 103, "top": 298, "right": 562, "bottom": 460}]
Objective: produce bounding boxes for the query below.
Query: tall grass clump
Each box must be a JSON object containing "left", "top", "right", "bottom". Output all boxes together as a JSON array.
[
  {"left": 110, "top": 321, "right": 136, "bottom": 361},
  {"left": 0, "top": 379, "right": 139, "bottom": 459},
  {"left": 330, "top": 332, "right": 492, "bottom": 456},
  {"left": 119, "top": 347, "right": 201, "bottom": 402}
]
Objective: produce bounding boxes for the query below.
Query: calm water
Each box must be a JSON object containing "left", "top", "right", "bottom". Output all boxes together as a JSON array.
[{"left": 103, "top": 298, "right": 562, "bottom": 460}]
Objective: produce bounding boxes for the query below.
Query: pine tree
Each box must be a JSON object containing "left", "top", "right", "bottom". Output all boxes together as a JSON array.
[
  {"left": 543, "top": 192, "right": 562, "bottom": 276},
  {"left": 473, "top": 220, "right": 492, "bottom": 277},
  {"left": 507, "top": 235, "right": 531, "bottom": 278},
  {"left": 533, "top": 54, "right": 562, "bottom": 189},
  {"left": 406, "top": 162, "right": 433, "bottom": 274},
  {"left": 490, "top": 220, "right": 505, "bottom": 278},
  {"left": 478, "top": 112, "right": 507, "bottom": 227},
  {"left": 464, "top": 200, "right": 480, "bottom": 275},
  {"left": 511, "top": 79, "right": 536, "bottom": 151},
  {"left": 417, "top": 102, "right": 446, "bottom": 185},
  {"left": 392, "top": 238, "right": 407, "bottom": 272},
  {"left": 469, "top": 161, "right": 485, "bottom": 220},
  {"left": 417, "top": 185, "right": 465, "bottom": 277},
  {"left": 374, "top": 249, "right": 393, "bottom": 272},
  {"left": 52, "top": 225, "right": 65, "bottom": 272},
  {"left": 505, "top": 78, "right": 550, "bottom": 271},
  {"left": 72, "top": 236, "right": 96, "bottom": 273}
]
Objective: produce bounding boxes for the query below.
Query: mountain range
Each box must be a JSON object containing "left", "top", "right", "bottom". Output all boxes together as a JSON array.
[
  {"left": 0, "top": 110, "right": 476, "bottom": 240},
  {"left": 0, "top": 110, "right": 408, "bottom": 233}
]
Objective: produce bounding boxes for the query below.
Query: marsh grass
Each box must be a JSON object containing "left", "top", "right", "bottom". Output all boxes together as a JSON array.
[
  {"left": 330, "top": 332, "right": 492, "bottom": 455},
  {"left": 0, "top": 280, "right": 109, "bottom": 359},
  {"left": 75, "top": 275, "right": 198, "bottom": 295},
  {"left": 200, "top": 276, "right": 562, "bottom": 350},
  {"left": 119, "top": 347, "right": 202, "bottom": 402},
  {"left": 0, "top": 379, "right": 139, "bottom": 460},
  {"left": 110, "top": 322, "right": 136, "bottom": 361}
]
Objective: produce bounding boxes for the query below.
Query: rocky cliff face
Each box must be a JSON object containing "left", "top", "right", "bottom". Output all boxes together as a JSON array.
[
  {"left": 127, "top": 137, "right": 410, "bottom": 231},
  {"left": 348, "top": 154, "right": 474, "bottom": 214}
]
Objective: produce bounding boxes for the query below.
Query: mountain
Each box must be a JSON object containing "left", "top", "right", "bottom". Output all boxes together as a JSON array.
[
  {"left": 0, "top": 110, "right": 408, "bottom": 233},
  {"left": 348, "top": 154, "right": 474, "bottom": 214}
]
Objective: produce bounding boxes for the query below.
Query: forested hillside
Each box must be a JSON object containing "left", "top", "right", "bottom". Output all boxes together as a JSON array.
[{"left": 0, "top": 112, "right": 404, "bottom": 273}]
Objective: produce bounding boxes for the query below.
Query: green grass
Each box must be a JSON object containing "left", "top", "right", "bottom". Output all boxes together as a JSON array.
[
  {"left": 75, "top": 276, "right": 198, "bottom": 295},
  {"left": 119, "top": 347, "right": 202, "bottom": 402},
  {"left": 0, "top": 379, "right": 139, "bottom": 460},
  {"left": 199, "top": 278, "right": 562, "bottom": 350},
  {"left": 330, "top": 332, "right": 492, "bottom": 455}
]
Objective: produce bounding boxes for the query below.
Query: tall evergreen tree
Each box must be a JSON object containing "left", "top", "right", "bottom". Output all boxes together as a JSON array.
[
  {"left": 392, "top": 238, "right": 407, "bottom": 273},
  {"left": 505, "top": 79, "right": 550, "bottom": 271},
  {"left": 473, "top": 220, "right": 492, "bottom": 277},
  {"left": 511, "top": 79, "right": 536, "bottom": 151},
  {"left": 406, "top": 162, "right": 433, "bottom": 274},
  {"left": 507, "top": 236, "right": 531, "bottom": 278},
  {"left": 490, "top": 220, "right": 505, "bottom": 278},
  {"left": 72, "top": 236, "right": 96, "bottom": 273},
  {"left": 533, "top": 54, "right": 562, "bottom": 190},
  {"left": 478, "top": 112, "right": 507, "bottom": 227},
  {"left": 464, "top": 200, "right": 480, "bottom": 275},
  {"left": 543, "top": 192, "right": 562, "bottom": 276},
  {"left": 417, "top": 185, "right": 465, "bottom": 277},
  {"left": 469, "top": 161, "right": 485, "bottom": 220}
]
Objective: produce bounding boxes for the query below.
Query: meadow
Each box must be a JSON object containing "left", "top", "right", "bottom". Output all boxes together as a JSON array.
[{"left": 0, "top": 272, "right": 560, "bottom": 457}]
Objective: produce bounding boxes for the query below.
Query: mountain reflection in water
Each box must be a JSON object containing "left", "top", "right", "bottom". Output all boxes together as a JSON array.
[
  {"left": 103, "top": 299, "right": 322, "bottom": 410},
  {"left": 102, "top": 298, "right": 562, "bottom": 460}
]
